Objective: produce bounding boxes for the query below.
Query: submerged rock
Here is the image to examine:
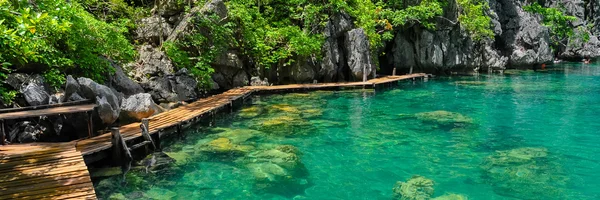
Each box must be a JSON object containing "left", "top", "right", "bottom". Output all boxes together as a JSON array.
[
  {"left": 238, "top": 106, "right": 264, "bottom": 118},
  {"left": 481, "top": 147, "right": 567, "bottom": 199},
  {"left": 392, "top": 175, "right": 435, "bottom": 200},
  {"left": 209, "top": 128, "right": 264, "bottom": 144},
  {"left": 196, "top": 137, "right": 254, "bottom": 156},
  {"left": 414, "top": 111, "right": 473, "bottom": 126},
  {"left": 432, "top": 193, "right": 468, "bottom": 200},
  {"left": 251, "top": 115, "right": 316, "bottom": 137},
  {"left": 139, "top": 152, "right": 176, "bottom": 173},
  {"left": 453, "top": 81, "right": 488, "bottom": 86},
  {"left": 240, "top": 145, "right": 310, "bottom": 196}
]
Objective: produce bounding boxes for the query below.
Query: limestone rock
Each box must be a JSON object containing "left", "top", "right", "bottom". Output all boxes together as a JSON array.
[
  {"left": 107, "top": 61, "right": 144, "bottom": 96},
  {"left": 6, "top": 73, "right": 51, "bottom": 106},
  {"left": 343, "top": 28, "right": 373, "bottom": 81},
  {"left": 131, "top": 45, "right": 174, "bottom": 82},
  {"left": 120, "top": 93, "right": 157, "bottom": 121},
  {"left": 320, "top": 12, "right": 352, "bottom": 82},
  {"left": 135, "top": 16, "right": 172, "bottom": 45},
  {"left": 64, "top": 75, "right": 80, "bottom": 101},
  {"left": 78, "top": 77, "right": 120, "bottom": 124},
  {"left": 173, "top": 68, "right": 199, "bottom": 101},
  {"left": 250, "top": 77, "right": 269, "bottom": 86},
  {"left": 96, "top": 96, "right": 119, "bottom": 125}
]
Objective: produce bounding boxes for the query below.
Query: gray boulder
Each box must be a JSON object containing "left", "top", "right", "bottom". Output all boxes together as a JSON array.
[
  {"left": 344, "top": 28, "right": 373, "bottom": 81},
  {"left": 21, "top": 82, "right": 50, "bottom": 106},
  {"left": 144, "top": 76, "right": 178, "bottom": 103},
  {"left": 9, "top": 121, "right": 44, "bottom": 143},
  {"left": 108, "top": 61, "right": 144, "bottom": 96},
  {"left": 173, "top": 69, "right": 199, "bottom": 101},
  {"left": 142, "top": 69, "right": 199, "bottom": 102},
  {"left": 77, "top": 77, "right": 121, "bottom": 124},
  {"left": 6, "top": 74, "right": 51, "bottom": 106},
  {"left": 120, "top": 93, "right": 157, "bottom": 121},
  {"left": 211, "top": 50, "right": 246, "bottom": 89},
  {"left": 135, "top": 16, "right": 173, "bottom": 45},
  {"left": 250, "top": 77, "right": 269, "bottom": 86},
  {"left": 96, "top": 96, "right": 119, "bottom": 125},
  {"left": 231, "top": 72, "right": 248, "bottom": 88},
  {"left": 63, "top": 75, "right": 80, "bottom": 101},
  {"left": 289, "top": 58, "right": 317, "bottom": 83}
]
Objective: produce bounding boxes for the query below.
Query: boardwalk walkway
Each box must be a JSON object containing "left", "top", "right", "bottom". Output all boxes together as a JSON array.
[
  {"left": 0, "top": 143, "right": 96, "bottom": 199},
  {"left": 0, "top": 73, "right": 426, "bottom": 199}
]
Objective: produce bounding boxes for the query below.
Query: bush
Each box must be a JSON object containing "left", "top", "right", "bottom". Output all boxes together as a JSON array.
[{"left": 0, "top": 0, "right": 136, "bottom": 89}]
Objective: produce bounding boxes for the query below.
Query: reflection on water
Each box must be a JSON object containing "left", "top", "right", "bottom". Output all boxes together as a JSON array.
[{"left": 94, "top": 63, "right": 600, "bottom": 200}]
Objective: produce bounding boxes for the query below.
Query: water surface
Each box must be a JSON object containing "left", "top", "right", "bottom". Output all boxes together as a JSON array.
[{"left": 95, "top": 63, "right": 600, "bottom": 200}]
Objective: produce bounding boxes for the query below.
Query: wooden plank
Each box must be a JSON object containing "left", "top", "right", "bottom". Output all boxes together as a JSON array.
[
  {"left": 0, "top": 153, "right": 82, "bottom": 172},
  {"left": 0, "top": 175, "right": 92, "bottom": 196},
  {"left": 0, "top": 160, "right": 86, "bottom": 182},
  {"left": 0, "top": 149, "right": 78, "bottom": 163},
  {"left": 0, "top": 104, "right": 96, "bottom": 120},
  {"left": 0, "top": 99, "right": 93, "bottom": 114},
  {"left": 1, "top": 182, "right": 95, "bottom": 200},
  {"left": 0, "top": 169, "right": 90, "bottom": 187}
]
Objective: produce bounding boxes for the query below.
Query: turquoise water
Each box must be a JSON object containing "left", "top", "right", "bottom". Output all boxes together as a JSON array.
[{"left": 95, "top": 63, "right": 600, "bottom": 200}]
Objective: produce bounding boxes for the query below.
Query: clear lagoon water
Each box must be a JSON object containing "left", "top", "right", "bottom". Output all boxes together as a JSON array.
[{"left": 95, "top": 63, "right": 600, "bottom": 200}]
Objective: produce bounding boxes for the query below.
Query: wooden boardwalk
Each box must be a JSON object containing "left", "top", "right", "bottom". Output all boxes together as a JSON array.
[
  {"left": 0, "top": 143, "right": 96, "bottom": 199},
  {"left": 76, "top": 73, "right": 427, "bottom": 156},
  {"left": 0, "top": 73, "right": 426, "bottom": 199}
]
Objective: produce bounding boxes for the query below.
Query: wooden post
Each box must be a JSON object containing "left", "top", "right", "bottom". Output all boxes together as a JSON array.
[
  {"left": 409, "top": 66, "right": 414, "bottom": 74},
  {"left": 111, "top": 128, "right": 132, "bottom": 179},
  {"left": 392, "top": 67, "right": 397, "bottom": 76},
  {"left": 86, "top": 111, "right": 93, "bottom": 138},
  {"left": 0, "top": 120, "right": 5, "bottom": 145},
  {"left": 155, "top": 130, "right": 162, "bottom": 150},
  {"left": 140, "top": 118, "right": 156, "bottom": 150}
]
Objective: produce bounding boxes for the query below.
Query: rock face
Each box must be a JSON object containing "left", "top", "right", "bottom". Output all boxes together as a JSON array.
[
  {"left": 120, "top": 93, "right": 158, "bottom": 121},
  {"left": 135, "top": 16, "right": 173, "bottom": 45},
  {"left": 130, "top": 45, "right": 174, "bottom": 83},
  {"left": 320, "top": 12, "right": 353, "bottom": 82},
  {"left": 493, "top": 0, "right": 554, "bottom": 66},
  {"left": 344, "top": 28, "right": 373, "bottom": 81},
  {"left": 77, "top": 77, "right": 121, "bottom": 125},
  {"left": 128, "top": 46, "right": 199, "bottom": 102}
]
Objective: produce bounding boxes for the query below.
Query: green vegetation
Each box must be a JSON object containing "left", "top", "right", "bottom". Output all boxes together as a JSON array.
[
  {"left": 457, "top": 0, "right": 494, "bottom": 40},
  {"left": 0, "top": 0, "right": 135, "bottom": 88},
  {"left": 524, "top": 2, "right": 583, "bottom": 46},
  {"left": 164, "top": 14, "right": 235, "bottom": 89}
]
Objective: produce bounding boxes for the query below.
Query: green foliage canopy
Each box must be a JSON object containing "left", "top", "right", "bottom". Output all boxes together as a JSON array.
[{"left": 524, "top": 2, "right": 579, "bottom": 46}]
